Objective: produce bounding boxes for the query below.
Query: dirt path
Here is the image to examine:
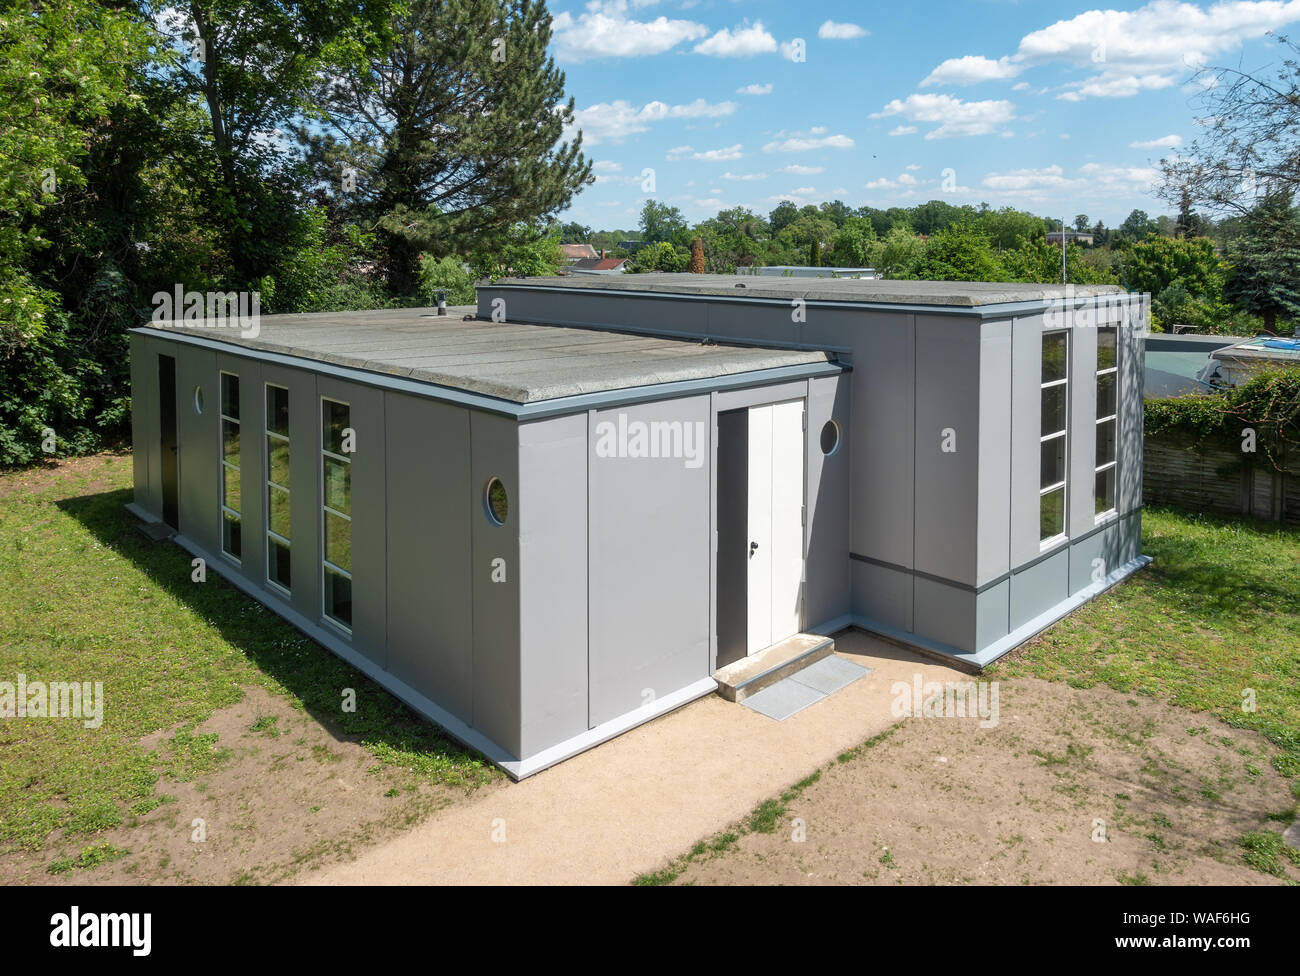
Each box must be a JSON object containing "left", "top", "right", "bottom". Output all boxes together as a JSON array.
[{"left": 302, "top": 631, "right": 958, "bottom": 885}]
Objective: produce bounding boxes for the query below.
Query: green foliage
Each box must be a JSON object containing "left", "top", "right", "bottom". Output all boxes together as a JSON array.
[
  {"left": 827, "top": 217, "right": 878, "bottom": 267},
  {"left": 914, "top": 223, "right": 1003, "bottom": 281},
  {"left": 1119, "top": 235, "right": 1224, "bottom": 298},
  {"left": 1001, "top": 237, "right": 1118, "bottom": 285},
  {"left": 253, "top": 208, "right": 383, "bottom": 313},
  {"left": 1223, "top": 193, "right": 1300, "bottom": 333},
  {"left": 417, "top": 255, "right": 476, "bottom": 305},
  {"left": 628, "top": 241, "right": 688, "bottom": 273},
  {"left": 469, "top": 222, "right": 564, "bottom": 279},
  {"left": 877, "top": 225, "right": 926, "bottom": 278},
  {"left": 638, "top": 199, "right": 687, "bottom": 244}
]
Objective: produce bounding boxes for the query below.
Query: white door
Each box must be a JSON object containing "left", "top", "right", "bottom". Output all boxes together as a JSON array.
[{"left": 746, "top": 400, "right": 805, "bottom": 654}]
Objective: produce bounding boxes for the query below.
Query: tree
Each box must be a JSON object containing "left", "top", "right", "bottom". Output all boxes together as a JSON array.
[
  {"left": 877, "top": 225, "right": 926, "bottom": 278},
  {"left": 468, "top": 221, "right": 563, "bottom": 279},
  {"left": 302, "top": 0, "right": 591, "bottom": 293},
  {"left": 627, "top": 241, "right": 687, "bottom": 273},
  {"left": 768, "top": 200, "right": 799, "bottom": 234},
  {"left": 688, "top": 237, "right": 706, "bottom": 274},
  {"left": 809, "top": 239, "right": 821, "bottom": 266},
  {"left": 914, "top": 223, "right": 1003, "bottom": 281},
  {"left": 975, "top": 207, "right": 1046, "bottom": 250},
  {"left": 560, "top": 221, "right": 592, "bottom": 242},
  {"left": 1118, "top": 209, "right": 1157, "bottom": 241},
  {"left": 1223, "top": 193, "right": 1300, "bottom": 332},
  {"left": 639, "top": 199, "right": 686, "bottom": 244},
  {"left": 1074, "top": 214, "right": 1091, "bottom": 232},
  {"left": 827, "top": 217, "right": 878, "bottom": 267},
  {"left": 1118, "top": 236, "right": 1223, "bottom": 298}
]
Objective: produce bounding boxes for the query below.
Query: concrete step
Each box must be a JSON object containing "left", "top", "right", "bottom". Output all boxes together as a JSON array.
[{"left": 714, "top": 633, "right": 836, "bottom": 703}]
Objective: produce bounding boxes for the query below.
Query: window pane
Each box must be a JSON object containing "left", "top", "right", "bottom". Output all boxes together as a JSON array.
[
  {"left": 1095, "top": 467, "right": 1116, "bottom": 515},
  {"left": 1041, "top": 383, "right": 1067, "bottom": 435},
  {"left": 1040, "top": 435, "right": 1066, "bottom": 489},
  {"left": 1042, "top": 332, "right": 1067, "bottom": 383},
  {"left": 222, "top": 419, "right": 240, "bottom": 462},
  {"left": 267, "top": 386, "right": 289, "bottom": 437},
  {"left": 1096, "top": 371, "right": 1117, "bottom": 417},
  {"left": 1096, "top": 418, "right": 1117, "bottom": 467},
  {"left": 223, "top": 463, "right": 240, "bottom": 512},
  {"left": 222, "top": 510, "right": 241, "bottom": 559},
  {"left": 1040, "top": 487, "right": 1065, "bottom": 541},
  {"left": 323, "top": 456, "right": 350, "bottom": 515},
  {"left": 268, "top": 485, "right": 291, "bottom": 539},
  {"left": 323, "top": 400, "right": 350, "bottom": 456},
  {"left": 267, "top": 436, "right": 290, "bottom": 488},
  {"left": 1097, "top": 328, "right": 1117, "bottom": 370},
  {"left": 268, "top": 538, "right": 291, "bottom": 590},
  {"left": 324, "top": 511, "right": 351, "bottom": 573},
  {"left": 324, "top": 566, "right": 352, "bottom": 627},
  {"left": 221, "top": 374, "right": 240, "bottom": 420}
]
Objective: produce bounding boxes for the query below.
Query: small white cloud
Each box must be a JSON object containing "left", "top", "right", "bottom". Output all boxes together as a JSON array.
[
  {"left": 569, "top": 97, "right": 737, "bottom": 144},
  {"left": 695, "top": 21, "right": 777, "bottom": 57},
  {"left": 762, "top": 131, "right": 854, "bottom": 153},
  {"left": 889, "top": 125, "right": 917, "bottom": 136},
  {"left": 1130, "top": 134, "right": 1184, "bottom": 150},
  {"left": 905, "top": 163, "right": 921, "bottom": 171},
  {"left": 668, "top": 143, "right": 744, "bottom": 161},
  {"left": 722, "top": 171, "right": 768, "bottom": 181},
  {"left": 553, "top": 1, "right": 708, "bottom": 62},
  {"left": 736, "top": 82, "right": 773, "bottom": 95},
  {"left": 873, "top": 93, "right": 1016, "bottom": 139},
  {"left": 780, "top": 164, "right": 824, "bottom": 174},
  {"left": 921, "top": 54, "right": 1020, "bottom": 87},
  {"left": 818, "top": 20, "right": 867, "bottom": 40}
]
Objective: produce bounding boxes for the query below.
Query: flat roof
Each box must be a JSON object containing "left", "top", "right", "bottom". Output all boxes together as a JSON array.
[
  {"left": 137, "top": 306, "right": 835, "bottom": 404},
  {"left": 485, "top": 273, "right": 1130, "bottom": 308}
]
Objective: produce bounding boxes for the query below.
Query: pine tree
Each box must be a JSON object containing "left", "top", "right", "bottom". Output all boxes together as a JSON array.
[
  {"left": 810, "top": 238, "right": 821, "bottom": 267},
  {"left": 1224, "top": 195, "right": 1300, "bottom": 333},
  {"left": 304, "top": 0, "right": 592, "bottom": 293}
]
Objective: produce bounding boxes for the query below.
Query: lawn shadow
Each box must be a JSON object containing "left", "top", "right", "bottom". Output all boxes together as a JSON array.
[{"left": 57, "top": 486, "right": 496, "bottom": 786}]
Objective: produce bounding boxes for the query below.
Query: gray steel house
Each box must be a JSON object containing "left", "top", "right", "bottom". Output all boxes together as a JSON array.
[{"left": 128, "top": 276, "right": 1149, "bottom": 778}]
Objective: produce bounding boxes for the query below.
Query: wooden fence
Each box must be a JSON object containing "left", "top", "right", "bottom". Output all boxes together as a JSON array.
[{"left": 1143, "top": 432, "right": 1300, "bottom": 527}]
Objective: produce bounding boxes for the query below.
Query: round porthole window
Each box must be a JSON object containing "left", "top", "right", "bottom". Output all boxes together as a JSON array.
[
  {"left": 820, "top": 419, "right": 841, "bottom": 456},
  {"left": 484, "top": 477, "right": 509, "bottom": 525},
  {"left": 193, "top": 386, "right": 205, "bottom": 415}
]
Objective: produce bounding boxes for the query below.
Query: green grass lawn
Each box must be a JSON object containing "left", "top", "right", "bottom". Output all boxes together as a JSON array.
[
  {"left": 992, "top": 506, "right": 1300, "bottom": 795},
  {"left": 0, "top": 454, "right": 494, "bottom": 857}
]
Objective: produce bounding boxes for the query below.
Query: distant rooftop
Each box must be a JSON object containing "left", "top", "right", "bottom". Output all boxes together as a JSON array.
[
  {"left": 486, "top": 273, "right": 1128, "bottom": 308},
  {"left": 137, "top": 306, "right": 834, "bottom": 404}
]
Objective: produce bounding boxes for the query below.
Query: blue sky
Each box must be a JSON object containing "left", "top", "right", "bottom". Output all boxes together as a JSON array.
[{"left": 551, "top": 0, "right": 1300, "bottom": 229}]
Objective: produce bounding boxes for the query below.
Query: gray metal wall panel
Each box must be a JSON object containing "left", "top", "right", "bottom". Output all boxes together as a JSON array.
[
  {"left": 1009, "top": 548, "right": 1070, "bottom": 631},
  {"left": 805, "top": 373, "right": 852, "bottom": 628},
  {"left": 1009, "top": 314, "right": 1045, "bottom": 567},
  {"left": 912, "top": 575, "right": 975, "bottom": 652},
  {"left": 384, "top": 394, "right": 473, "bottom": 719},
  {"left": 470, "top": 411, "right": 522, "bottom": 758},
  {"left": 318, "top": 376, "right": 386, "bottom": 665},
  {"left": 851, "top": 560, "right": 913, "bottom": 633},
  {"left": 214, "top": 353, "right": 263, "bottom": 585},
  {"left": 1069, "top": 320, "right": 1099, "bottom": 538},
  {"left": 517, "top": 413, "right": 589, "bottom": 756},
  {"left": 977, "top": 319, "right": 1013, "bottom": 584},
  {"left": 914, "top": 315, "right": 979, "bottom": 585},
  {"left": 261, "top": 363, "right": 322, "bottom": 625},
  {"left": 175, "top": 347, "right": 219, "bottom": 555},
  {"left": 588, "top": 396, "right": 711, "bottom": 726},
  {"left": 1118, "top": 299, "right": 1146, "bottom": 514},
  {"left": 975, "top": 579, "right": 1010, "bottom": 651}
]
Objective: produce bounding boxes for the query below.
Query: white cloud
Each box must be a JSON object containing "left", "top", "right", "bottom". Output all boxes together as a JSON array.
[
  {"left": 818, "top": 20, "right": 868, "bottom": 40},
  {"left": 916, "top": 0, "right": 1300, "bottom": 101},
  {"left": 737, "top": 82, "right": 773, "bottom": 95},
  {"left": 873, "top": 93, "right": 1016, "bottom": 138},
  {"left": 864, "top": 172, "right": 920, "bottom": 190},
  {"left": 1130, "top": 134, "right": 1184, "bottom": 149},
  {"left": 762, "top": 131, "right": 854, "bottom": 152},
  {"left": 979, "top": 162, "right": 1158, "bottom": 202},
  {"left": 552, "top": 0, "right": 708, "bottom": 62},
  {"left": 568, "top": 97, "right": 736, "bottom": 143},
  {"left": 693, "top": 144, "right": 745, "bottom": 161},
  {"left": 888, "top": 125, "right": 918, "bottom": 136},
  {"left": 921, "top": 55, "right": 1020, "bottom": 87},
  {"left": 780, "top": 164, "right": 824, "bottom": 174},
  {"left": 905, "top": 163, "right": 922, "bottom": 171},
  {"left": 694, "top": 21, "right": 777, "bottom": 57},
  {"left": 591, "top": 160, "right": 623, "bottom": 172},
  {"left": 722, "top": 171, "right": 768, "bottom": 181}
]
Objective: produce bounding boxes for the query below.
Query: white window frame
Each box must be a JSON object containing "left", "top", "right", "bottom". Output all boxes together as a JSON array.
[
  {"left": 1094, "top": 326, "right": 1120, "bottom": 522},
  {"left": 1040, "top": 331, "right": 1069, "bottom": 549},
  {"left": 320, "top": 396, "right": 353, "bottom": 634},
  {"left": 265, "top": 383, "right": 291, "bottom": 597},
  {"left": 218, "top": 371, "right": 241, "bottom": 563}
]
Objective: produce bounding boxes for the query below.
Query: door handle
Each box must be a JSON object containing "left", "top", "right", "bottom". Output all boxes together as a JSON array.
[{"left": 749, "top": 541, "right": 758, "bottom": 556}]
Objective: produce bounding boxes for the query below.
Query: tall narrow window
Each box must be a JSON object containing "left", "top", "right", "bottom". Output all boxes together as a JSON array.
[
  {"left": 266, "top": 384, "right": 291, "bottom": 593},
  {"left": 1095, "top": 326, "right": 1119, "bottom": 516},
  {"left": 321, "top": 398, "right": 352, "bottom": 630},
  {"left": 219, "top": 373, "right": 242, "bottom": 560},
  {"left": 1040, "top": 331, "right": 1069, "bottom": 543}
]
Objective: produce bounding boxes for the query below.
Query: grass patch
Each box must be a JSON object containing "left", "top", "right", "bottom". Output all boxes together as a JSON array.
[
  {"left": 991, "top": 505, "right": 1300, "bottom": 878},
  {"left": 47, "top": 842, "right": 129, "bottom": 875},
  {"left": 1239, "top": 830, "right": 1300, "bottom": 877},
  {"left": 0, "top": 453, "right": 497, "bottom": 856}
]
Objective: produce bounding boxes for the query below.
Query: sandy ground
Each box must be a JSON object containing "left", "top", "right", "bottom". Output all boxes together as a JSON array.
[
  {"left": 2, "top": 685, "right": 501, "bottom": 885},
  {"left": 669, "top": 676, "right": 1298, "bottom": 886}
]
